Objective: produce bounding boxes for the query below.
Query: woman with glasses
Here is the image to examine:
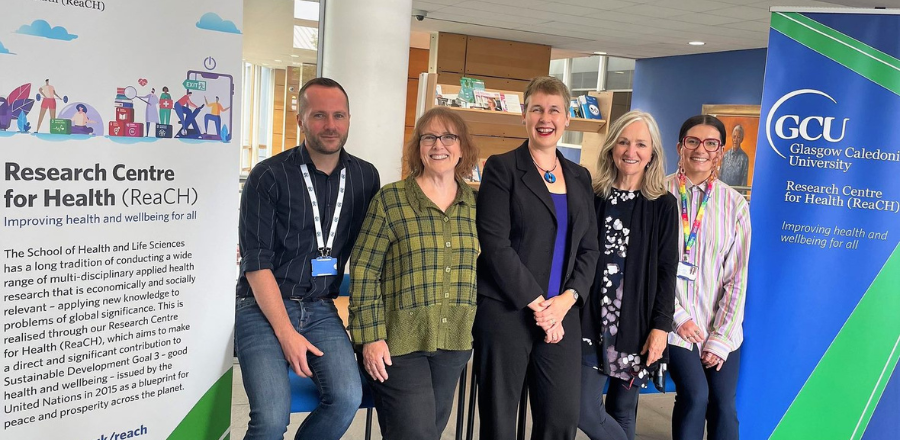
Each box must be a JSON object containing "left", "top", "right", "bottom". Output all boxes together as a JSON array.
[
  {"left": 578, "top": 110, "right": 678, "bottom": 440},
  {"left": 474, "top": 76, "right": 600, "bottom": 439},
  {"left": 348, "top": 106, "right": 479, "bottom": 439},
  {"left": 666, "top": 115, "right": 751, "bottom": 440}
]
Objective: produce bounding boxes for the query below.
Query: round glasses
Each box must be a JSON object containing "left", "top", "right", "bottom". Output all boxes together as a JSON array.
[
  {"left": 420, "top": 134, "right": 459, "bottom": 146},
  {"left": 681, "top": 136, "right": 722, "bottom": 152}
]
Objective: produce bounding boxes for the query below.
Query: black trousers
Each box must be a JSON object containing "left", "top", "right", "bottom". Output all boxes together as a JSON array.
[
  {"left": 473, "top": 296, "right": 582, "bottom": 440},
  {"left": 668, "top": 344, "right": 741, "bottom": 440},
  {"left": 363, "top": 349, "right": 471, "bottom": 440}
]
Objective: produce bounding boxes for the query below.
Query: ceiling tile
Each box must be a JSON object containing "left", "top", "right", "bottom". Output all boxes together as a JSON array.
[
  {"left": 613, "top": 3, "right": 695, "bottom": 19},
  {"left": 654, "top": 0, "right": 734, "bottom": 12},
  {"left": 670, "top": 12, "right": 745, "bottom": 25},
  {"left": 706, "top": 5, "right": 771, "bottom": 20}
]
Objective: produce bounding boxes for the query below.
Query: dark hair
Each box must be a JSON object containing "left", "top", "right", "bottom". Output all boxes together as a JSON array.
[
  {"left": 678, "top": 115, "right": 727, "bottom": 146},
  {"left": 162, "top": 86, "right": 169, "bottom": 93},
  {"left": 298, "top": 77, "right": 350, "bottom": 116},
  {"left": 404, "top": 107, "right": 479, "bottom": 180},
  {"left": 76, "top": 104, "right": 87, "bottom": 112}
]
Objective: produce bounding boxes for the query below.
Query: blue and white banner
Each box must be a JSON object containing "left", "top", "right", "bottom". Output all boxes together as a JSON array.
[{"left": 739, "top": 9, "right": 900, "bottom": 440}]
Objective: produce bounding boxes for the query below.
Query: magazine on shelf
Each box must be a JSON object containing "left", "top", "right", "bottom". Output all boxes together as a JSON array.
[
  {"left": 473, "top": 90, "right": 502, "bottom": 111},
  {"left": 570, "top": 99, "right": 583, "bottom": 118},
  {"left": 458, "top": 77, "right": 485, "bottom": 103},
  {"left": 500, "top": 93, "right": 522, "bottom": 113}
]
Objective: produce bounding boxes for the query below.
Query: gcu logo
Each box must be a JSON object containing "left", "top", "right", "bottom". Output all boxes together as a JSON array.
[{"left": 765, "top": 89, "right": 849, "bottom": 159}]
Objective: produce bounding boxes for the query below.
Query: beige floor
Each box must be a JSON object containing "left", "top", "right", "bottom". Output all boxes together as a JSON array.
[{"left": 230, "top": 359, "right": 676, "bottom": 440}]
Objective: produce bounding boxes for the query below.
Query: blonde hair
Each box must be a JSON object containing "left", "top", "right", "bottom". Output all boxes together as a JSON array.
[
  {"left": 523, "top": 76, "right": 571, "bottom": 111},
  {"left": 593, "top": 110, "right": 667, "bottom": 200},
  {"left": 404, "top": 107, "right": 479, "bottom": 180}
]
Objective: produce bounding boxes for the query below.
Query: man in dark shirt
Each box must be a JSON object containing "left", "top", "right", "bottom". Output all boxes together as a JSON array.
[{"left": 235, "top": 77, "right": 380, "bottom": 440}]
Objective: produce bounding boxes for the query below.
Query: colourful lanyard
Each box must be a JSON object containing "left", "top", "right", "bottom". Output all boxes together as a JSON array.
[{"left": 678, "top": 173, "right": 713, "bottom": 259}]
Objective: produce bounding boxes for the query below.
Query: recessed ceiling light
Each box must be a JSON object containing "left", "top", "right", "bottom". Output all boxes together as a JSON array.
[
  {"left": 274, "top": 59, "right": 282, "bottom": 62},
  {"left": 593, "top": 51, "right": 607, "bottom": 55},
  {"left": 688, "top": 41, "right": 705, "bottom": 46},
  {"left": 291, "top": 54, "right": 300, "bottom": 58}
]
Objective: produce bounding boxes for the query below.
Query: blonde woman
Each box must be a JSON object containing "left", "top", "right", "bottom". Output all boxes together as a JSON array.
[{"left": 579, "top": 110, "right": 678, "bottom": 440}]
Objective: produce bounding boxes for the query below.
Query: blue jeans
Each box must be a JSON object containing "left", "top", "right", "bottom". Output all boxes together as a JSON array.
[
  {"left": 235, "top": 297, "right": 362, "bottom": 440},
  {"left": 668, "top": 344, "right": 741, "bottom": 440}
]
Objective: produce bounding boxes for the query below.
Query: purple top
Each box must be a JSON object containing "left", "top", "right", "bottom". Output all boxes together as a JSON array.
[{"left": 547, "top": 193, "right": 569, "bottom": 298}]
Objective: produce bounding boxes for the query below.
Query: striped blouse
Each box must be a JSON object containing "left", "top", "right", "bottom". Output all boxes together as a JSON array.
[{"left": 666, "top": 175, "right": 751, "bottom": 361}]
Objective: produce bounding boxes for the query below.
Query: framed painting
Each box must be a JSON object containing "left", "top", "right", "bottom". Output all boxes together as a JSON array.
[{"left": 701, "top": 104, "right": 760, "bottom": 200}]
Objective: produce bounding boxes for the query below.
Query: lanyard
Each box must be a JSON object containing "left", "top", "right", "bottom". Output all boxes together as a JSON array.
[
  {"left": 677, "top": 173, "right": 713, "bottom": 259},
  {"left": 300, "top": 164, "right": 346, "bottom": 257}
]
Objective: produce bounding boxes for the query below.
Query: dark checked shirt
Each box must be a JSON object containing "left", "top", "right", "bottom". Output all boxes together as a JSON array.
[
  {"left": 348, "top": 176, "right": 478, "bottom": 356},
  {"left": 237, "top": 143, "right": 380, "bottom": 300}
]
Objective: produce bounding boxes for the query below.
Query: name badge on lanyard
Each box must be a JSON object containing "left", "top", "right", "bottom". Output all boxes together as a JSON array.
[
  {"left": 300, "top": 164, "right": 346, "bottom": 277},
  {"left": 677, "top": 260, "right": 697, "bottom": 281}
]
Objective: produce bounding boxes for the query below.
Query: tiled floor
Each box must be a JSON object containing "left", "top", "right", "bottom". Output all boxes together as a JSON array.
[{"left": 230, "top": 360, "right": 676, "bottom": 440}]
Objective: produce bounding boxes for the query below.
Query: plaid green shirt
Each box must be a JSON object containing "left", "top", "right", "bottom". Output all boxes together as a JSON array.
[{"left": 348, "top": 176, "right": 478, "bottom": 356}]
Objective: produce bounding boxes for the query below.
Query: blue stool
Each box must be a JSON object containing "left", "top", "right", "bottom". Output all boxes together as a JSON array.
[{"left": 288, "top": 368, "right": 376, "bottom": 440}]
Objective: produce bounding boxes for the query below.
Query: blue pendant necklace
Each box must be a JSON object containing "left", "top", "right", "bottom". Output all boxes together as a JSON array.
[{"left": 532, "top": 154, "right": 559, "bottom": 184}]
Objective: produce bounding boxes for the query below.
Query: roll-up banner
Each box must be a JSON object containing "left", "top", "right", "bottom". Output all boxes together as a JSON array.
[
  {"left": 740, "top": 8, "right": 900, "bottom": 440},
  {"left": 1, "top": 1, "right": 241, "bottom": 439}
]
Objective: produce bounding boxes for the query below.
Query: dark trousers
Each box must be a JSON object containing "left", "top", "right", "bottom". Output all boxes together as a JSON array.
[
  {"left": 473, "top": 296, "right": 582, "bottom": 440},
  {"left": 668, "top": 344, "right": 741, "bottom": 440},
  {"left": 578, "top": 366, "right": 640, "bottom": 440},
  {"left": 363, "top": 349, "right": 470, "bottom": 440}
]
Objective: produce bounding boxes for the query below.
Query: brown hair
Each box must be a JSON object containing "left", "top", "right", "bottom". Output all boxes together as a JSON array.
[
  {"left": 404, "top": 107, "right": 479, "bottom": 180},
  {"left": 523, "top": 76, "right": 571, "bottom": 111}
]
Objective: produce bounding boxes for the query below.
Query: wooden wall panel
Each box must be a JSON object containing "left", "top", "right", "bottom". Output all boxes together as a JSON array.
[
  {"left": 409, "top": 48, "right": 429, "bottom": 79},
  {"left": 464, "top": 36, "right": 550, "bottom": 81},
  {"left": 474, "top": 136, "right": 526, "bottom": 159},
  {"left": 432, "top": 33, "right": 467, "bottom": 74}
]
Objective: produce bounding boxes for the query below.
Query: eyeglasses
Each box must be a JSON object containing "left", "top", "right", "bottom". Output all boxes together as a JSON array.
[
  {"left": 420, "top": 134, "right": 459, "bottom": 146},
  {"left": 681, "top": 136, "right": 722, "bottom": 152}
]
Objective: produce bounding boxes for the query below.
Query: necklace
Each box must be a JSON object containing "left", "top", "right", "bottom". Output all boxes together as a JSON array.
[{"left": 531, "top": 154, "right": 559, "bottom": 184}]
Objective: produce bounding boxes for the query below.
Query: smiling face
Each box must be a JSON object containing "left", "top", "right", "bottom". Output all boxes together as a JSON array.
[
  {"left": 298, "top": 85, "right": 350, "bottom": 156},
  {"left": 612, "top": 120, "right": 653, "bottom": 185},
  {"left": 419, "top": 119, "right": 461, "bottom": 179},
  {"left": 679, "top": 124, "right": 723, "bottom": 182},
  {"left": 524, "top": 91, "right": 569, "bottom": 151}
]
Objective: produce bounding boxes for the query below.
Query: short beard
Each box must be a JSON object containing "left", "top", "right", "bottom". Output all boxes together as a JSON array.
[{"left": 303, "top": 128, "right": 347, "bottom": 156}]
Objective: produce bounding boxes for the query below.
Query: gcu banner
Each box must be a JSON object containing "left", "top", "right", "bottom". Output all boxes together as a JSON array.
[{"left": 739, "top": 9, "right": 900, "bottom": 440}]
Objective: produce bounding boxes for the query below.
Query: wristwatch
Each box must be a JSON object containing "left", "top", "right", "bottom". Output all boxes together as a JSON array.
[{"left": 569, "top": 289, "right": 580, "bottom": 302}]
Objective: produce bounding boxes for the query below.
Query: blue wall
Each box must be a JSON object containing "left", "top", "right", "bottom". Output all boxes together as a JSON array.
[{"left": 632, "top": 49, "right": 768, "bottom": 173}]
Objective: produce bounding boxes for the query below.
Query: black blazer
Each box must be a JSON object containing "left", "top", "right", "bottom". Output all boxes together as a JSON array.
[
  {"left": 582, "top": 191, "right": 678, "bottom": 359},
  {"left": 476, "top": 142, "right": 600, "bottom": 310}
]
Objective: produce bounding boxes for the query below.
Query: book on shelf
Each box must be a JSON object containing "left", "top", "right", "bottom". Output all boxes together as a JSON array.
[{"left": 577, "top": 95, "right": 602, "bottom": 119}]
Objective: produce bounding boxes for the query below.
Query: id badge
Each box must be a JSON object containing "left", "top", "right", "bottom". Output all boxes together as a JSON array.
[
  {"left": 311, "top": 257, "right": 338, "bottom": 277},
  {"left": 677, "top": 261, "right": 697, "bottom": 281}
]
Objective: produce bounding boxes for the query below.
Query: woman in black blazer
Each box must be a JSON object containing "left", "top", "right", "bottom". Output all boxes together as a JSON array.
[
  {"left": 578, "top": 110, "right": 678, "bottom": 440},
  {"left": 474, "top": 76, "right": 600, "bottom": 440}
]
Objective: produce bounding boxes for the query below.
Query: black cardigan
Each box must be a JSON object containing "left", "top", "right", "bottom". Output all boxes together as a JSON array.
[
  {"left": 581, "top": 191, "right": 679, "bottom": 361},
  {"left": 476, "top": 142, "right": 600, "bottom": 310}
]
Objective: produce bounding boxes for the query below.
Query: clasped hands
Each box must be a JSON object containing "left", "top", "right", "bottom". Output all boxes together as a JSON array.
[
  {"left": 530, "top": 291, "right": 576, "bottom": 344},
  {"left": 676, "top": 320, "right": 724, "bottom": 371}
]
